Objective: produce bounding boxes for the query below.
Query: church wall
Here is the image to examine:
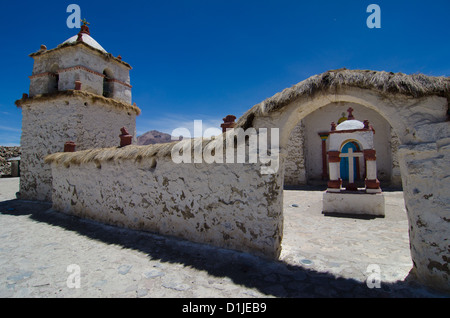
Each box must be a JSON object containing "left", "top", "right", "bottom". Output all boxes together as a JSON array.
[
  {"left": 31, "top": 52, "right": 64, "bottom": 75},
  {"left": 57, "top": 47, "right": 131, "bottom": 86},
  {"left": 284, "top": 121, "right": 306, "bottom": 186},
  {"left": 398, "top": 132, "right": 450, "bottom": 291},
  {"left": 48, "top": 148, "right": 284, "bottom": 259},
  {"left": 58, "top": 68, "right": 103, "bottom": 94},
  {"left": 390, "top": 130, "right": 402, "bottom": 186},
  {"left": 30, "top": 46, "right": 132, "bottom": 103},
  {"left": 19, "top": 96, "right": 136, "bottom": 201},
  {"left": 33, "top": 46, "right": 131, "bottom": 84},
  {"left": 111, "top": 81, "right": 133, "bottom": 104},
  {"left": 29, "top": 76, "right": 54, "bottom": 97}
]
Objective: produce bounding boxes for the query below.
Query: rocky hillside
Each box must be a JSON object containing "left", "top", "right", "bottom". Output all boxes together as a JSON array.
[
  {"left": 137, "top": 130, "right": 173, "bottom": 145},
  {"left": 0, "top": 146, "right": 21, "bottom": 176}
]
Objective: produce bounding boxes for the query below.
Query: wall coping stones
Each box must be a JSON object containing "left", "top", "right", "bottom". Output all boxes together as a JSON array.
[{"left": 15, "top": 89, "right": 141, "bottom": 116}]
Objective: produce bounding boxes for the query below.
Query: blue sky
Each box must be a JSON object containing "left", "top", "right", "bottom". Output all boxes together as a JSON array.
[{"left": 0, "top": 0, "right": 449, "bottom": 145}]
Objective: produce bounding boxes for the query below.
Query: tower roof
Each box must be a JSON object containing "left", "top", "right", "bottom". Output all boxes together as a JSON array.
[
  {"left": 60, "top": 21, "right": 107, "bottom": 53},
  {"left": 29, "top": 22, "right": 131, "bottom": 69},
  {"left": 61, "top": 33, "right": 107, "bottom": 53}
]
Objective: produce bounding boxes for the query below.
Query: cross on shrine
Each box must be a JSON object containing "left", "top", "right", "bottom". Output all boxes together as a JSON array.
[
  {"left": 347, "top": 107, "right": 355, "bottom": 120},
  {"left": 339, "top": 148, "right": 363, "bottom": 184}
]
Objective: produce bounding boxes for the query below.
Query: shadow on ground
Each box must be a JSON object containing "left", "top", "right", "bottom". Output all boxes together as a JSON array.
[{"left": 0, "top": 199, "right": 445, "bottom": 298}]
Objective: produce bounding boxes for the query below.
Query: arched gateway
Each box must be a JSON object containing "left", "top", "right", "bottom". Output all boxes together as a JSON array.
[{"left": 236, "top": 69, "right": 450, "bottom": 292}]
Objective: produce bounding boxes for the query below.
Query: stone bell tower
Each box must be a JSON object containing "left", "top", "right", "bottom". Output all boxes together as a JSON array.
[{"left": 15, "top": 21, "right": 141, "bottom": 202}]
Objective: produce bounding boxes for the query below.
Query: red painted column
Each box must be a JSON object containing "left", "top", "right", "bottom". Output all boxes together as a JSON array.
[
  {"left": 318, "top": 132, "right": 329, "bottom": 180},
  {"left": 64, "top": 141, "right": 76, "bottom": 152},
  {"left": 364, "top": 149, "right": 381, "bottom": 190},
  {"left": 119, "top": 127, "right": 133, "bottom": 147},
  {"left": 327, "top": 151, "right": 342, "bottom": 190},
  {"left": 220, "top": 115, "right": 236, "bottom": 133}
]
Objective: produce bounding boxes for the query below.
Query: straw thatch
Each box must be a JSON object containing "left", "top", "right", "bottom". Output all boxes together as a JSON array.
[
  {"left": 15, "top": 90, "right": 141, "bottom": 116},
  {"left": 44, "top": 137, "right": 223, "bottom": 166},
  {"left": 45, "top": 143, "right": 174, "bottom": 166},
  {"left": 236, "top": 69, "right": 450, "bottom": 129}
]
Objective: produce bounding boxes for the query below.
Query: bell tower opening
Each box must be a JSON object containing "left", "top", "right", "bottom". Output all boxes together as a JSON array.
[
  {"left": 103, "top": 68, "right": 114, "bottom": 98},
  {"left": 48, "top": 64, "right": 59, "bottom": 93}
]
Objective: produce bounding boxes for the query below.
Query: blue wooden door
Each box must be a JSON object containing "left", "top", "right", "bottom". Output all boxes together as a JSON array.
[{"left": 340, "top": 142, "right": 358, "bottom": 181}]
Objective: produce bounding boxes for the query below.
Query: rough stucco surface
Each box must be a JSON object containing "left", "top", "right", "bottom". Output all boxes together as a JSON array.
[
  {"left": 284, "top": 121, "right": 306, "bottom": 186},
  {"left": 19, "top": 97, "right": 136, "bottom": 201},
  {"left": 399, "top": 133, "right": 450, "bottom": 291},
  {"left": 50, "top": 153, "right": 284, "bottom": 259}
]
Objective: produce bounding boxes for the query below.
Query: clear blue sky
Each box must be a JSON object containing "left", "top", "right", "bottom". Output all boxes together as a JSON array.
[{"left": 1, "top": 0, "right": 449, "bottom": 145}]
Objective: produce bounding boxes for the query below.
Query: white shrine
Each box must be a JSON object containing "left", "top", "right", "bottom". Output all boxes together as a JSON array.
[{"left": 322, "top": 108, "right": 385, "bottom": 217}]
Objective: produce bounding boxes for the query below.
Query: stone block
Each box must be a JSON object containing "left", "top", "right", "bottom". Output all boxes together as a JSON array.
[{"left": 322, "top": 191, "right": 385, "bottom": 217}]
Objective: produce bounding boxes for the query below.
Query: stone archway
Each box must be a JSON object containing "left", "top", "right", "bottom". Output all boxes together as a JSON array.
[
  {"left": 284, "top": 102, "right": 401, "bottom": 187},
  {"left": 236, "top": 69, "right": 450, "bottom": 292}
]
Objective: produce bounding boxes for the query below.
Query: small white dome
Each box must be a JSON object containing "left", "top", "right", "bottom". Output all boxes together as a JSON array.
[
  {"left": 61, "top": 34, "right": 107, "bottom": 53},
  {"left": 336, "top": 119, "right": 364, "bottom": 131}
]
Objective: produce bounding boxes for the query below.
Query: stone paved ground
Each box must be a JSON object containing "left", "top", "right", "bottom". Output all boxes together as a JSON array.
[
  {"left": 281, "top": 188, "right": 414, "bottom": 284},
  {"left": 0, "top": 178, "right": 447, "bottom": 298}
]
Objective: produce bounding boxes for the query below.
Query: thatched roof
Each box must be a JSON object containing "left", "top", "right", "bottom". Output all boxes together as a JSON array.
[
  {"left": 15, "top": 90, "right": 141, "bottom": 116},
  {"left": 235, "top": 69, "right": 450, "bottom": 129},
  {"left": 44, "top": 138, "right": 222, "bottom": 166},
  {"left": 45, "top": 143, "right": 174, "bottom": 166}
]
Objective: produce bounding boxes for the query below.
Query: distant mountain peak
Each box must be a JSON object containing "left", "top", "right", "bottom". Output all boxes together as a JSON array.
[{"left": 137, "top": 130, "right": 173, "bottom": 145}]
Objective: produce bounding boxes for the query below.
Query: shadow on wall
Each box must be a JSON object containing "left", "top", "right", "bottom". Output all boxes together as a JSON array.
[{"left": 0, "top": 199, "right": 445, "bottom": 298}]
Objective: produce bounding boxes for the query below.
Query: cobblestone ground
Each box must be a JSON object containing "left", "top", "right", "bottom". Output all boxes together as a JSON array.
[{"left": 0, "top": 178, "right": 447, "bottom": 298}]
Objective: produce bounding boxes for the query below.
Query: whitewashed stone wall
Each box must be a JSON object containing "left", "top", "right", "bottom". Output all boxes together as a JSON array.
[
  {"left": 284, "top": 121, "right": 306, "bottom": 186},
  {"left": 390, "top": 131, "right": 402, "bottom": 186},
  {"left": 48, "top": 147, "right": 284, "bottom": 259},
  {"left": 399, "top": 123, "right": 450, "bottom": 291},
  {"left": 18, "top": 93, "right": 137, "bottom": 201}
]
